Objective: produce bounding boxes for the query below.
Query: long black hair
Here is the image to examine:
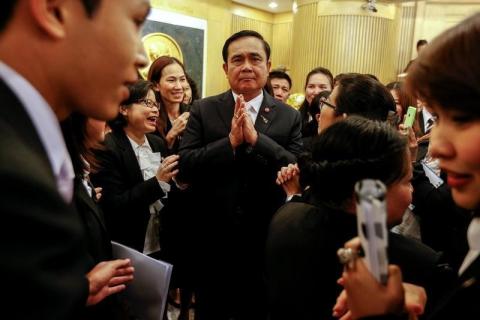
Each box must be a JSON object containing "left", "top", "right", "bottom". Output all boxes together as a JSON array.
[{"left": 299, "top": 116, "right": 408, "bottom": 210}]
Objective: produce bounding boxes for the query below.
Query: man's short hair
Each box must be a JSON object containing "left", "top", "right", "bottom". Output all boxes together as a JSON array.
[
  {"left": 416, "top": 39, "right": 428, "bottom": 49},
  {"left": 222, "top": 30, "right": 271, "bottom": 63},
  {"left": 0, "top": 0, "right": 101, "bottom": 32},
  {"left": 269, "top": 70, "right": 292, "bottom": 89}
]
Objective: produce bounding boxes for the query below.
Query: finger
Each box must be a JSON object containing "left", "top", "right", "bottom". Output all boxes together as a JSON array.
[
  {"left": 107, "top": 259, "right": 131, "bottom": 270},
  {"left": 105, "top": 284, "right": 126, "bottom": 297},
  {"left": 344, "top": 237, "right": 361, "bottom": 251},
  {"left": 339, "top": 310, "right": 352, "bottom": 320},
  {"left": 387, "top": 265, "right": 403, "bottom": 288},
  {"left": 108, "top": 275, "right": 134, "bottom": 287},
  {"left": 114, "top": 266, "right": 134, "bottom": 276},
  {"left": 167, "top": 169, "right": 179, "bottom": 178}
]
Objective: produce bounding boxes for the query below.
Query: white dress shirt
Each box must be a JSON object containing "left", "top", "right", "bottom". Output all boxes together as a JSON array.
[
  {"left": 232, "top": 90, "right": 264, "bottom": 124},
  {"left": 459, "top": 217, "right": 480, "bottom": 275},
  {"left": 0, "top": 61, "right": 74, "bottom": 202},
  {"left": 422, "top": 107, "right": 435, "bottom": 133},
  {"left": 127, "top": 136, "right": 170, "bottom": 255}
]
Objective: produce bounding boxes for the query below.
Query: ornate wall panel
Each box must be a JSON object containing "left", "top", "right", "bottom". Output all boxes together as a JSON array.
[{"left": 290, "top": 1, "right": 398, "bottom": 91}]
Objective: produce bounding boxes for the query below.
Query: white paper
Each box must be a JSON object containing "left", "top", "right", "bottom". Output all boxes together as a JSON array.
[
  {"left": 421, "top": 161, "right": 444, "bottom": 188},
  {"left": 111, "top": 241, "right": 173, "bottom": 320}
]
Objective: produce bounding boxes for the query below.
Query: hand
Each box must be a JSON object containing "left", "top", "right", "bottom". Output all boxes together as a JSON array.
[
  {"left": 242, "top": 104, "right": 258, "bottom": 146},
  {"left": 332, "top": 289, "right": 352, "bottom": 320},
  {"left": 156, "top": 154, "right": 179, "bottom": 183},
  {"left": 333, "top": 280, "right": 425, "bottom": 320},
  {"left": 276, "top": 163, "right": 301, "bottom": 196},
  {"left": 403, "top": 283, "right": 427, "bottom": 319},
  {"left": 399, "top": 125, "right": 418, "bottom": 162},
  {"left": 416, "top": 132, "right": 431, "bottom": 144},
  {"left": 86, "top": 259, "right": 134, "bottom": 306},
  {"left": 94, "top": 187, "right": 102, "bottom": 201},
  {"left": 230, "top": 95, "right": 245, "bottom": 148},
  {"left": 341, "top": 237, "right": 405, "bottom": 319},
  {"left": 168, "top": 112, "right": 190, "bottom": 138}
]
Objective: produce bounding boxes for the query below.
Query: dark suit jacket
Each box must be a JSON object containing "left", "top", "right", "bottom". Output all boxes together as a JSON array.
[
  {"left": 412, "top": 163, "right": 471, "bottom": 271},
  {"left": 74, "top": 178, "right": 132, "bottom": 320},
  {"left": 0, "top": 80, "right": 89, "bottom": 318},
  {"left": 91, "top": 129, "right": 168, "bottom": 252},
  {"left": 266, "top": 192, "right": 452, "bottom": 320},
  {"left": 362, "top": 255, "right": 480, "bottom": 320},
  {"left": 416, "top": 109, "right": 430, "bottom": 161},
  {"left": 178, "top": 89, "right": 303, "bottom": 254}
]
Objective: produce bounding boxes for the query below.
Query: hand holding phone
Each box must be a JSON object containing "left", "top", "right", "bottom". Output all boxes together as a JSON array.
[
  {"left": 403, "top": 106, "right": 417, "bottom": 129},
  {"left": 355, "top": 179, "right": 389, "bottom": 285}
]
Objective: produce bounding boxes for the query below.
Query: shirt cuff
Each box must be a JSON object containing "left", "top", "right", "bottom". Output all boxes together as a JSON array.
[{"left": 158, "top": 180, "right": 171, "bottom": 197}]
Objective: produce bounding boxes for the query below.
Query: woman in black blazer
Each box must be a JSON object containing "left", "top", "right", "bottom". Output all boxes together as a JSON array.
[
  {"left": 62, "top": 113, "right": 134, "bottom": 319},
  {"left": 92, "top": 80, "right": 179, "bottom": 256},
  {"left": 266, "top": 117, "right": 449, "bottom": 320},
  {"left": 339, "top": 12, "right": 480, "bottom": 320}
]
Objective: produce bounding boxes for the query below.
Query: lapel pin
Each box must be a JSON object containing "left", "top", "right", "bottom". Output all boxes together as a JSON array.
[
  {"left": 260, "top": 115, "right": 269, "bottom": 124},
  {"left": 264, "top": 107, "right": 270, "bottom": 113}
]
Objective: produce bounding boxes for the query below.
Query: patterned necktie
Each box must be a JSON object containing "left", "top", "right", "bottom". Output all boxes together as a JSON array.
[{"left": 425, "top": 118, "right": 434, "bottom": 133}]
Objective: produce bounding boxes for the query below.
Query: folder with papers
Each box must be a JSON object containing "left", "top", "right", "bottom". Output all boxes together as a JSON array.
[{"left": 111, "top": 241, "right": 173, "bottom": 320}]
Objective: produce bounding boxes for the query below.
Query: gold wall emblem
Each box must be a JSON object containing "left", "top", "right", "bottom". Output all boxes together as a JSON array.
[{"left": 139, "top": 32, "right": 184, "bottom": 79}]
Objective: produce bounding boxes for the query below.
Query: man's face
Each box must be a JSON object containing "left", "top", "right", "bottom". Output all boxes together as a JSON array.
[
  {"left": 64, "top": 0, "right": 149, "bottom": 121},
  {"left": 222, "top": 36, "right": 271, "bottom": 101},
  {"left": 270, "top": 78, "right": 290, "bottom": 102}
]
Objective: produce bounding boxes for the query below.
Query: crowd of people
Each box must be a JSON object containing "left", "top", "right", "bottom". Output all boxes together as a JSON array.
[{"left": 1, "top": 1, "right": 480, "bottom": 319}]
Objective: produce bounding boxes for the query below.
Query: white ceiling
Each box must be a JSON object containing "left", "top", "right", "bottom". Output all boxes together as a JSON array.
[{"left": 232, "top": 0, "right": 294, "bottom": 13}]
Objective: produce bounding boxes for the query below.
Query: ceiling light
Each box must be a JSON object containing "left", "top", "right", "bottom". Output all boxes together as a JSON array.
[
  {"left": 292, "top": 1, "right": 298, "bottom": 13},
  {"left": 269, "top": 1, "right": 278, "bottom": 9}
]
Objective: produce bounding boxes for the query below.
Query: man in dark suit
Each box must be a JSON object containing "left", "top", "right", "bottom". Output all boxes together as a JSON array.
[
  {"left": 0, "top": 0, "right": 149, "bottom": 318},
  {"left": 178, "top": 30, "right": 303, "bottom": 320}
]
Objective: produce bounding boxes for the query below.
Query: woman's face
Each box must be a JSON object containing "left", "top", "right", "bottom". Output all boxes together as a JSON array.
[
  {"left": 430, "top": 106, "right": 480, "bottom": 210},
  {"left": 85, "top": 118, "right": 107, "bottom": 143},
  {"left": 305, "top": 72, "right": 332, "bottom": 104},
  {"left": 158, "top": 63, "right": 186, "bottom": 105},
  {"left": 390, "top": 89, "right": 403, "bottom": 118},
  {"left": 122, "top": 89, "right": 159, "bottom": 134},
  {"left": 386, "top": 153, "right": 413, "bottom": 225},
  {"left": 318, "top": 85, "right": 341, "bottom": 133},
  {"left": 183, "top": 83, "right": 192, "bottom": 104}
]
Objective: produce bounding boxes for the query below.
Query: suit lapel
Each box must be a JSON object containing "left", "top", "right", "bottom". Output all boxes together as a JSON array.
[
  {"left": 0, "top": 80, "right": 53, "bottom": 179},
  {"left": 459, "top": 254, "right": 480, "bottom": 284},
  {"left": 215, "top": 90, "right": 235, "bottom": 132},
  {"left": 75, "top": 178, "right": 109, "bottom": 234},
  {"left": 111, "top": 130, "right": 144, "bottom": 184},
  {"left": 255, "top": 91, "right": 277, "bottom": 134}
]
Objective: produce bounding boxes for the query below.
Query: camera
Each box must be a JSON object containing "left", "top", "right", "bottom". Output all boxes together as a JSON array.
[{"left": 361, "top": 0, "right": 378, "bottom": 13}]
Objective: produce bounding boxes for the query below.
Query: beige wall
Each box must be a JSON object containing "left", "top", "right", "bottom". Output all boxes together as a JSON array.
[
  {"left": 149, "top": 0, "right": 479, "bottom": 96},
  {"left": 411, "top": 1, "right": 480, "bottom": 58}
]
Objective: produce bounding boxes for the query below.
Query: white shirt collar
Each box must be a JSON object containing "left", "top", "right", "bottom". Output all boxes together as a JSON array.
[
  {"left": 422, "top": 107, "right": 434, "bottom": 128},
  {"left": 467, "top": 217, "right": 480, "bottom": 251},
  {"left": 459, "top": 217, "right": 480, "bottom": 275},
  {"left": 0, "top": 61, "right": 74, "bottom": 201},
  {"left": 127, "top": 134, "right": 151, "bottom": 152}
]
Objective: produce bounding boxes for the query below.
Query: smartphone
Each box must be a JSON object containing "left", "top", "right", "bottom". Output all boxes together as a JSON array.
[
  {"left": 355, "top": 179, "right": 389, "bottom": 285},
  {"left": 403, "top": 106, "right": 417, "bottom": 129}
]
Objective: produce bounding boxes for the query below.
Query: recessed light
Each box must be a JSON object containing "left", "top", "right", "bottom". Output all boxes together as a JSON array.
[
  {"left": 268, "top": 1, "right": 278, "bottom": 9},
  {"left": 292, "top": 1, "right": 298, "bottom": 13}
]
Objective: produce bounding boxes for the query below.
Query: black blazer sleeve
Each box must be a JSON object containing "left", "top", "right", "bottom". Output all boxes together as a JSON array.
[
  {"left": 0, "top": 120, "right": 89, "bottom": 319},
  {"left": 93, "top": 132, "right": 166, "bottom": 215}
]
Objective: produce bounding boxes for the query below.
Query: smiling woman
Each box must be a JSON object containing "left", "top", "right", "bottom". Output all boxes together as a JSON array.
[{"left": 92, "top": 79, "right": 179, "bottom": 258}]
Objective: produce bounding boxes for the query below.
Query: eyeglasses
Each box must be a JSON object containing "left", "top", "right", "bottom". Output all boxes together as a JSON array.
[
  {"left": 319, "top": 97, "right": 337, "bottom": 111},
  {"left": 138, "top": 99, "right": 160, "bottom": 109}
]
